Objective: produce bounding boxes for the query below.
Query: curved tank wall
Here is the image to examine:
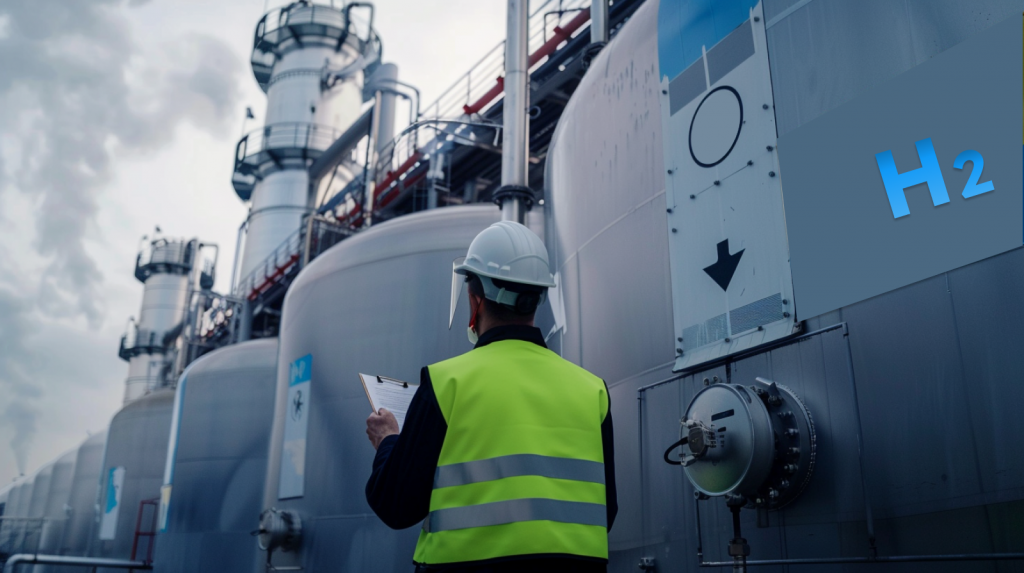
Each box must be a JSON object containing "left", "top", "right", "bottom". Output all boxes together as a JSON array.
[
  {"left": 26, "top": 464, "right": 54, "bottom": 520},
  {"left": 90, "top": 389, "right": 174, "bottom": 571},
  {"left": 154, "top": 338, "right": 279, "bottom": 573},
  {"left": 0, "top": 477, "right": 32, "bottom": 558},
  {"left": 43, "top": 430, "right": 108, "bottom": 572},
  {"left": 36, "top": 449, "right": 77, "bottom": 559},
  {"left": 545, "top": 0, "right": 1024, "bottom": 571},
  {"left": 257, "top": 205, "right": 547, "bottom": 572}
]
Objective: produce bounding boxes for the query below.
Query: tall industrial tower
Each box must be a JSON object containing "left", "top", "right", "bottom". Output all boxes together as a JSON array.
[
  {"left": 118, "top": 236, "right": 213, "bottom": 404},
  {"left": 232, "top": 1, "right": 381, "bottom": 289}
]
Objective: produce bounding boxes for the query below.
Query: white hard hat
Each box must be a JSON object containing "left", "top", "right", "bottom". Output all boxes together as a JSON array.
[{"left": 449, "top": 221, "right": 556, "bottom": 328}]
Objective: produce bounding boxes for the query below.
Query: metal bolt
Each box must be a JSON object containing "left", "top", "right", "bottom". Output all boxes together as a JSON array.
[
  {"left": 785, "top": 428, "right": 799, "bottom": 437},
  {"left": 689, "top": 194, "right": 696, "bottom": 199},
  {"left": 662, "top": 89, "right": 668, "bottom": 94},
  {"left": 712, "top": 376, "right": 719, "bottom": 383},
  {"left": 782, "top": 299, "right": 789, "bottom": 305},
  {"left": 783, "top": 312, "right": 791, "bottom": 318},
  {"left": 714, "top": 180, "right": 720, "bottom": 186},
  {"left": 677, "top": 337, "right": 683, "bottom": 342},
  {"left": 753, "top": 16, "right": 761, "bottom": 22},
  {"left": 769, "top": 488, "right": 779, "bottom": 500},
  {"left": 784, "top": 464, "right": 798, "bottom": 474},
  {"left": 747, "top": 160, "right": 753, "bottom": 166},
  {"left": 766, "top": 145, "right": 774, "bottom": 151},
  {"left": 769, "top": 171, "right": 776, "bottom": 177},
  {"left": 672, "top": 228, "right": 678, "bottom": 233},
  {"left": 724, "top": 337, "right": 731, "bottom": 343},
  {"left": 757, "top": 325, "right": 764, "bottom": 331},
  {"left": 762, "top": 103, "right": 769, "bottom": 110},
  {"left": 780, "top": 479, "right": 791, "bottom": 489},
  {"left": 666, "top": 208, "right": 673, "bottom": 213},
  {"left": 676, "top": 348, "right": 683, "bottom": 354},
  {"left": 703, "top": 377, "right": 711, "bottom": 386},
  {"left": 667, "top": 169, "right": 674, "bottom": 174},
  {"left": 787, "top": 447, "right": 800, "bottom": 458}
]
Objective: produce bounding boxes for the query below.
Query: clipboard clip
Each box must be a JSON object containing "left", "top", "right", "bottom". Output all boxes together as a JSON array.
[{"left": 377, "top": 375, "right": 409, "bottom": 388}]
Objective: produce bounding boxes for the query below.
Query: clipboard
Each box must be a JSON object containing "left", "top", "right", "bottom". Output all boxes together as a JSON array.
[{"left": 359, "top": 373, "right": 419, "bottom": 430}]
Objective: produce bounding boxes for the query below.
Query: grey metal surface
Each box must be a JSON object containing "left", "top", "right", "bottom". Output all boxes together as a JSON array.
[
  {"left": 153, "top": 338, "right": 278, "bottom": 573},
  {"left": 546, "top": 0, "right": 1024, "bottom": 570},
  {"left": 35, "top": 449, "right": 76, "bottom": 562},
  {"left": 764, "top": 0, "right": 1023, "bottom": 137},
  {"left": 26, "top": 464, "right": 53, "bottom": 519},
  {"left": 500, "top": 0, "right": 530, "bottom": 223},
  {"left": 45, "top": 430, "right": 107, "bottom": 573},
  {"left": 257, "top": 205, "right": 512, "bottom": 572},
  {"left": 90, "top": 390, "right": 174, "bottom": 572}
]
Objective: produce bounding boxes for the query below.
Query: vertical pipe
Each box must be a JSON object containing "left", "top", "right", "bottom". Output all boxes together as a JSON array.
[
  {"left": 499, "top": 0, "right": 530, "bottom": 223},
  {"left": 363, "top": 92, "right": 383, "bottom": 228},
  {"left": 362, "top": 64, "right": 399, "bottom": 227},
  {"left": 591, "top": 0, "right": 609, "bottom": 44}
]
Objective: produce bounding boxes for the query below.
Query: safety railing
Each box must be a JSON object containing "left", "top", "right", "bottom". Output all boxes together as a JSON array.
[
  {"left": 232, "top": 215, "right": 353, "bottom": 301},
  {"left": 134, "top": 238, "right": 195, "bottom": 282},
  {"left": 418, "top": 0, "right": 592, "bottom": 123},
  {"left": 251, "top": 2, "right": 382, "bottom": 87},
  {"left": 119, "top": 322, "right": 172, "bottom": 361},
  {"left": 0, "top": 517, "right": 46, "bottom": 558}
]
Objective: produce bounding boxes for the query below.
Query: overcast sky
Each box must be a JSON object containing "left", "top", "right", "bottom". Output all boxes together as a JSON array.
[{"left": 0, "top": 0, "right": 506, "bottom": 484}]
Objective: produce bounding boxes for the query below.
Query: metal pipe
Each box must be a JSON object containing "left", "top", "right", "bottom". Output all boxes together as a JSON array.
[
  {"left": 307, "top": 108, "right": 372, "bottom": 182},
  {"left": 499, "top": 0, "right": 531, "bottom": 224},
  {"left": 3, "top": 554, "right": 152, "bottom": 573},
  {"left": 363, "top": 90, "right": 384, "bottom": 228},
  {"left": 591, "top": 0, "right": 608, "bottom": 44}
]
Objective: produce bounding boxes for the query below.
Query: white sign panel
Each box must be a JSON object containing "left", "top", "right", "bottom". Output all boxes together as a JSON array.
[
  {"left": 278, "top": 354, "right": 312, "bottom": 499},
  {"left": 660, "top": 1, "right": 797, "bottom": 371},
  {"left": 99, "top": 466, "right": 125, "bottom": 540}
]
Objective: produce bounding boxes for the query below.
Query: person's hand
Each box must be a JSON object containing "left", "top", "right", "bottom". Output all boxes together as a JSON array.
[{"left": 366, "top": 408, "right": 400, "bottom": 450}]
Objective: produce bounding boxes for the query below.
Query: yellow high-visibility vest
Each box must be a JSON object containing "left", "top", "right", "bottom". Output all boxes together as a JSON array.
[{"left": 413, "top": 338, "right": 609, "bottom": 565}]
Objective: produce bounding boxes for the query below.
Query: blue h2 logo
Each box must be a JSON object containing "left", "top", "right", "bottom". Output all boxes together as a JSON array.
[{"left": 875, "top": 138, "right": 994, "bottom": 219}]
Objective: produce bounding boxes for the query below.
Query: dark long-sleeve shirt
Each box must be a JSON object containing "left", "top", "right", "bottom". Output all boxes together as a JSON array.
[{"left": 366, "top": 325, "right": 617, "bottom": 572}]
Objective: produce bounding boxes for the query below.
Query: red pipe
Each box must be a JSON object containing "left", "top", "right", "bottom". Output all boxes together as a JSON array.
[{"left": 462, "top": 7, "right": 591, "bottom": 116}]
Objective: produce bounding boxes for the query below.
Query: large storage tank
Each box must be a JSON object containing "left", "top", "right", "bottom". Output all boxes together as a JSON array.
[
  {"left": 255, "top": 205, "right": 543, "bottom": 572},
  {"left": 90, "top": 390, "right": 174, "bottom": 570},
  {"left": 545, "top": 0, "right": 1024, "bottom": 571},
  {"left": 36, "top": 449, "right": 77, "bottom": 558},
  {"left": 37, "top": 431, "right": 108, "bottom": 573},
  {"left": 154, "top": 338, "right": 279, "bottom": 573}
]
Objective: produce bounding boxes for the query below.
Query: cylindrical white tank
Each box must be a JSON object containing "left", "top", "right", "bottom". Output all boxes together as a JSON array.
[
  {"left": 255, "top": 205, "right": 552, "bottom": 572},
  {"left": 36, "top": 449, "right": 77, "bottom": 561},
  {"left": 236, "top": 2, "right": 371, "bottom": 283},
  {"left": 51, "top": 430, "right": 107, "bottom": 567},
  {"left": 90, "top": 390, "right": 174, "bottom": 572},
  {"left": 153, "top": 338, "right": 278, "bottom": 573}
]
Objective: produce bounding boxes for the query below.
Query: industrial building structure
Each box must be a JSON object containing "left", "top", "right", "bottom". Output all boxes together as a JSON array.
[{"left": 2, "top": 1, "right": 1022, "bottom": 572}]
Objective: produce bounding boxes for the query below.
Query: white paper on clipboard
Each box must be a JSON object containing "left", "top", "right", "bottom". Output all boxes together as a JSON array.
[{"left": 359, "top": 373, "right": 419, "bottom": 430}]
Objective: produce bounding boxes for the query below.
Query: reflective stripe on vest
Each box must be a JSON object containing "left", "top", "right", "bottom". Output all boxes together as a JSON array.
[
  {"left": 414, "top": 339, "right": 609, "bottom": 565},
  {"left": 433, "top": 454, "right": 605, "bottom": 489},
  {"left": 423, "top": 498, "right": 607, "bottom": 533}
]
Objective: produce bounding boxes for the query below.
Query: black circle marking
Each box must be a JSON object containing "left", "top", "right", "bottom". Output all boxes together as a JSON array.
[{"left": 688, "top": 85, "right": 744, "bottom": 169}]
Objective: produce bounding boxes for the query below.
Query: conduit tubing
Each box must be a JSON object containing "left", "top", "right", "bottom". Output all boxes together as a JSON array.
[
  {"left": 3, "top": 554, "right": 152, "bottom": 573},
  {"left": 498, "top": 0, "right": 531, "bottom": 223}
]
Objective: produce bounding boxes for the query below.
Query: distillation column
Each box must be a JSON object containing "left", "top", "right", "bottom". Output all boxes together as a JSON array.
[
  {"left": 118, "top": 238, "right": 199, "bottom": 404},
  {"left": 232, "top": 2, "right": 379, "bottom": 284}
]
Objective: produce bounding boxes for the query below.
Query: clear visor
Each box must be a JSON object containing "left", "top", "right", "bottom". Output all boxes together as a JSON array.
[{"left": 448, "top": 256, "right": 467, "bottom": 329}]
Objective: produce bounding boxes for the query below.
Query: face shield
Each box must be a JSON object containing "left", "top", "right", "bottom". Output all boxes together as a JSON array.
[{"left": 448, "top": 256, "right": 467, "bottom": 329}]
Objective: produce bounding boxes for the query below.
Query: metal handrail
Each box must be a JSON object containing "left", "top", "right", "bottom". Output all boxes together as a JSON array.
[
  {"left": 234, "top": 122, "right": 342, "bottom": 176},
  {"left": 233, "top": 226, "right": 305, "bottom": 299},
  {"left": 418, "top": 0, "right": 591, "bottom": 123}
]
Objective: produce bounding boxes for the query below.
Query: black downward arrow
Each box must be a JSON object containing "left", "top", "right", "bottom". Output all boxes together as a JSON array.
[{"left": 703, "top": 239, "right": 744, "bottom": 292}]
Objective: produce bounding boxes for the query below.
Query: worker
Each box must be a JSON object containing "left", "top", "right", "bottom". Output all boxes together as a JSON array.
[{"left": 365, "top": 220, "right": 617, "bottom": 572}]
